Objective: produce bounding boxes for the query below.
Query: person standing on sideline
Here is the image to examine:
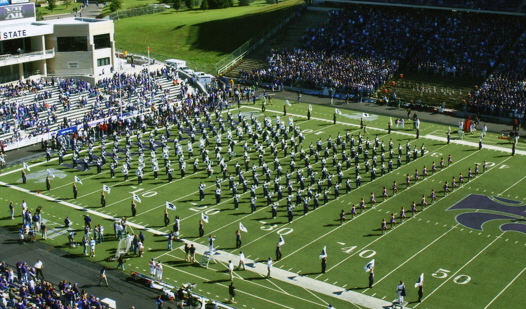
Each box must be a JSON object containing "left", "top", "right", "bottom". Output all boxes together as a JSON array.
[
  {"left": 73, "top": 183, "right": 78, "bottom": 199},
  {"left": 155, "top": 295, "right": 163, "bottom": 309},
  {"left": 89, "top": 237, "right": 96, "bottom": 257},
  {"left": 266, "top": 257, "right": 273, "bottom": 278},
  {"left": 189, "top": 244, "right": 196, "bottom": 263},
  {"left": 99, "top": 266, "right": 108, "bottom": 286},
  {"left": 101, "top": 191, "right": 106, "bottom": 207},
  {"left": 417, "top": 281, "right": 424, "bottom": 302},
  {"left": 275, "top": 242, "right": 282, "bottom": 261},
  {"left": 117, "top": 254, "right": 125, "bottom": 270},
  {"left": 229, "top": 281, "right": 236, "bottom": 304},
  {"left": 9, "top": 202, "right": 15, "bottom": 219},
  {"left": 227, "top": 260, "right": 234, "bottom": 281},
  {"left": 321, "top": 256, "right": 327, "bottom": 274},
  {"left": 238, "top": 251, "right": 246, "bottom": 270},
  {"left": 235, "top": 229, "right": 242, "bottom": 248},
  {"left": 34, "top": 259, "right": 44, "bottom": 280},
  {"left": 199, "top": 219, "right": 205, "bottom": 237},
  {"left": 149, "top": 258, "right": 156, "bottom": 277},
  {"left": 208, "top": 235, "right": 215, "bottom": 255},
  {"left": 46, "top": 176, "right": 51, "bottom": 191},
  {"left": 156, "top": 261, "right": 163, "bottom": 280},
  {"left": 333, "top": 113, "right": 337, "bottom": 125},
  {"left": 368, "top": 267, "right": 374, "bottom": 288},
  {"left": 131, "top": 201, "right": 137, "bottom": 217},
  {"left": 397, "top": 281, "right": 406, "bottom": 306}
]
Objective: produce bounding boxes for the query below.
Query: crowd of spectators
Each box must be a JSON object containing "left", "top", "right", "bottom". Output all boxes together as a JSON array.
[
  {"left": 0, "top": 261, "right": 108, "bottom": 309},
  {"left": 242, "top": 5, "right": 526, "bottom": 118},
  {"left": 465, "top": 32, "right": 526, "bottom": 119},
  {"left": 356, "top": 0, "right": 524, "bottom": 12},
  {"left": 0, "top": 67, "right": 185, "bottom": 149}
]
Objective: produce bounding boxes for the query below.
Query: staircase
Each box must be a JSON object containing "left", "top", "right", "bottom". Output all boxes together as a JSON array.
[{"left": 227, "top": 9, "right": 329, "bottom": 78}]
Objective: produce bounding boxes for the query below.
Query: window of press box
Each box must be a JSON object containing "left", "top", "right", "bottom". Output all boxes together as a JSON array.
[
  {"left": 94, "top": 34, "right": 111, "bottom": 49},
  {"left": 57, "top": 37, "right": 88, "bottom": 52}
]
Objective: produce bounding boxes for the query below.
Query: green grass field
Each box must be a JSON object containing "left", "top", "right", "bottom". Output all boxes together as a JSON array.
[
  {"left": 114, "top": 0, "right": 302, "bottom": 73},
  {"left": 1, "top": 100, "right": 526, "bottom": 308}
]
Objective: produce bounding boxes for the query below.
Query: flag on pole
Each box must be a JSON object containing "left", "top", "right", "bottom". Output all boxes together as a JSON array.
[
  {"left": 278, "top": 235, "right": 285, "bottom": 246},
  {"left": 415, "top": 273, "right": 424, "bottom": 288},
  {"left": 201, "top": 212, "right": 209, "bottom": 223},
  {"left": 147, "top": 46, "right": 153, "bottom": 52},
  {"left": 319, "top": 246, "right": 327, "bottom": 259},
  {"left": 46, "top": 169, "right": 55, "bottom": 178},
  {"left": 285, "top": 100, "right": 291, "bottom": 106},
  {"left": 389, "top": 117, "right": 393, "bottom": 125},
  {"left": 448, "top": 126, "right": 451, "bottom": 133},
  {"left": 74, "top": 176, "right": 82, "bottom": 185},
  {"left": 335, "top": 109, "right": 342, "bottom": 115},
  {"left": 103, "top": 185, "right": 111, "bottom": 194},
  {"left": 239, "top": 222, "right": 248, "bottom": 233},
  {"left": 364, "top": 259, "right": 375, "bottom": 272},
  {"left": 166, "top": 201, "right": 176, "bottom": 211},
  {"left": 23, "top": 162, "right": 30, "bottom": 171},
  {"left": 133, "top": 193, "right": 142, "bottom": 203},
  {"left": 309, "top": 104, "right": 312, "bottom": 111},
  {"left": 363, "top": 113, "right": 369, "bottom": 117}
]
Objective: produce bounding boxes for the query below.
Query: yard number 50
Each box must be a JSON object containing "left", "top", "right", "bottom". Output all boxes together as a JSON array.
[{"left": 432, "top": 268, "right": 471, "bottom": 284}]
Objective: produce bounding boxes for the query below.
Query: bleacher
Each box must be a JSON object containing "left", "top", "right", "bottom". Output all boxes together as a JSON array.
[{"left": 0, "top": 67, "right": 184, "bottom": 152}]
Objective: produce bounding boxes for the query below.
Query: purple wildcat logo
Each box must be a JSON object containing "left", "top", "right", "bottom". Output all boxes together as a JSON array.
[{"left": 448, "top": 194, "right": 526, "bottom": 235}]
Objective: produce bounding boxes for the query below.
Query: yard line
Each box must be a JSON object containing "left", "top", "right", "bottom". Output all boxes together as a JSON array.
[
  {"left": 279, "top": 144, "right": 477, "bottom": 266},
  {"left": 367, "top": 224, "right": 459, "bottom": 288},
  {"left": 483, "top": 265, "right": 526, "bottom": 309},
  {"left": 496, "top": 174, "right": 526, "bottom": 197},
  {"left": 161, "top": 253, "right": 324, "bottom": 308},
  {"left": 302, "top": 287, "right": 329, "bottom": 306},
  {"left": 414, "top": 232, "right": 505, "bottom": 307}
]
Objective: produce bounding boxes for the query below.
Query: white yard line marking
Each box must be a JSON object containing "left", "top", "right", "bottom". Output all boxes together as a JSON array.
[
  {"left": 370, "top": 224, "right": 459, "bottom": 287},
  {"left": 483, "top": 265, "right": 526, "bottom": 309},
  {"left": 414, "top": 232, "right": 505, "bottom": 307}
]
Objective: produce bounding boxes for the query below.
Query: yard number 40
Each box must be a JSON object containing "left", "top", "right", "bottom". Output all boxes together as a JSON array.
[{"left": 432, "top": 268, "right": 471, "bottom": 284}]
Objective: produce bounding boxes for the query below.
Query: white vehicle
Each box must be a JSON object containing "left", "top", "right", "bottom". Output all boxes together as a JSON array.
[{"left": 165, "top": 59, "right": 187, "bottom": 70}]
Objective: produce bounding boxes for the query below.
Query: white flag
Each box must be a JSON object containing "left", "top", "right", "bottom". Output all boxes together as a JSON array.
[
  {"left": 278, "top": 235, "right": 285, "bottom": 246},
  {"left": 363, "top": 113, "right": 369, "bottom": 117},
  {"left": 74, "top": 176, "right": 83, "bottom": 185},
  {"left": 133, "top": 193, "right": 142, "bottom": 203},
  {"left": 285, "top": 100, "right": 291, "bottom": 106},
  {"left": 308, "top": 104, "right": 312, "bottom": 111},
  {"left": 166, "top": 201, "right": 176, "bottom": 211},
  {"left": 103, "top": 185, "right": 111, "bottom": 194},
  {"left": 46, "top": 169, "right": 55, "bottom": 178},
  {"left": 389, "top": 117, "right": 393, "bottom": 125},
  {"left": 239, "top": 222, "right": 248, "bottom": 233},
  {"left": 335, "top": 109, "right": 342, "bottom": 115},
  {"left": 201, "top": 212, "right": 209, "bottom": 223},
  {"left": 23, "top": 162, "right": 30, "bottom": 171},
  {"left": 319, "top": 246, "right": 327, "bottom": 259},
  {"left": 364, "top": 259, "right": 375, "bottom": 272},
  {"left": 415, "top": 273, "right": 424, "bottom": 288}
]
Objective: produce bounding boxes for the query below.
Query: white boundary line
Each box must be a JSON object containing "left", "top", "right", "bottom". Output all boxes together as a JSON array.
[
  {"left": 414, "top": 231, "right": 505, "bottom": 307},
  {"left": 483, "top": 265, "right": 526, "bottom": 309}
]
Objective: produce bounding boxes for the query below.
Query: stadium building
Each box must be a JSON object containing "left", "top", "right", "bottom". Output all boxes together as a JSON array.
[{"left": 0, "top": 0, "right": 116, "bottom": 83}]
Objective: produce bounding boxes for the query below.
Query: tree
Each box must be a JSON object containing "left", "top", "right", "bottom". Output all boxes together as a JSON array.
[
  {"left": 109, "top": 0, "right": 122, "bottom": 12},
  {"left": 63, "top": 0, "right": 72, "bottom": 9},
  {"left": 239, "top": 0, "right": 250, "bottom": 5},
  {"left": 173, "top": 0, "right": 181, "bottom": 11},
  {"left": 200, "top": 0, "right": 208, "bottom": 10},
  {"left": 47, "top": 0, "right": 57, "bottom": 12},
  {"left": 184, "top": 0, "right": 193, "bottom": 10}
]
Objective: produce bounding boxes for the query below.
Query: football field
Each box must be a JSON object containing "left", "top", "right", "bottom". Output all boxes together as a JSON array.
[{"left": 1, "top": 101, "right": 525, "bottom": 309}]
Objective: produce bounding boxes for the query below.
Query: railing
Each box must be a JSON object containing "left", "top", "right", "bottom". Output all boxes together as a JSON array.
[
  {"left": 0, "top": 48, "right": 55, "bottom": 67},
  {"left": 108, "top": 5, "right": 167, "bottom": 20},
  {"left": 215, "top": 8, "right": 301, "bottom": 75}
]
